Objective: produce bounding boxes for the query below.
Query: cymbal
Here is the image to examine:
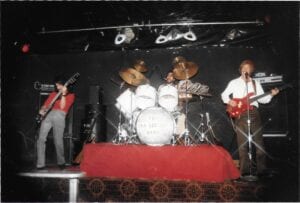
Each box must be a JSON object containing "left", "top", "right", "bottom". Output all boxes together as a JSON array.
[
  {"left": 173, "top": 61, "right": 199, "bottom": 80},
  {"left": 119, "top": 68, "right": 149, "bottom": 86},
  {"left": 133, "top": 60, "right": 148, "bottom": 72}
]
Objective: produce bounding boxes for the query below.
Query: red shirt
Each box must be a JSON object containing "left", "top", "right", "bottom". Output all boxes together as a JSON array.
[{"left": 43, "top": 92, "right": 75, "bottom": 113}]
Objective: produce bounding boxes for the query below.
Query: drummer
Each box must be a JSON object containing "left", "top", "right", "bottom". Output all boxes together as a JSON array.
[{"left": 159, "top": 71, "right": 186, "bottom": 138}]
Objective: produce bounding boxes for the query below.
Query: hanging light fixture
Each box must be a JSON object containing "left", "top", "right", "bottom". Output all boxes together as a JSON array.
[
  {"left": 114, "top": 28, "right": 135, "bottom": 45},
  {"left": 155, "top": 28, "right": 185, "bottom": 44},
  {"left": 183, "top": 28, "right": 197, "bottom": 41}
]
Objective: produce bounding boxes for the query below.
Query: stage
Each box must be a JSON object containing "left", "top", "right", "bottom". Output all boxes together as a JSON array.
[
  {"left": 80, "top": 143, "right": 240, "bottom": 182},
  {"left": 15, "top": 141, "right": 298, "bottom": 202}
]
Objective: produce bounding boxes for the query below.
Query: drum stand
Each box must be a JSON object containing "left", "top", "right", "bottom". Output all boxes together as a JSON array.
[
  {"left": 126, "top": 89, "right": 139, "bottom": 144},
  {"left": 194, "top": 97, "right": 209, "bottom": 143},
  {"left": 182, "top": 79, "right": 192, "bottom": 146},
  {"left": 112, "top": 82, "right": 127, "bottom": 144},
  {"left": 194, "top": 96, "right": 220, "bottom": 144}
]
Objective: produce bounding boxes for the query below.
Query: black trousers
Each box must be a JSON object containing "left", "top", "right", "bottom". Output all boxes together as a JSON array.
[{"left": 235, "top": 107, "right": 266, "bottom": 175}]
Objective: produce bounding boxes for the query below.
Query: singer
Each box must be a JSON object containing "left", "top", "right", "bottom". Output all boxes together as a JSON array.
[{"left": 221, "top": 59, "right": 279, "bottom": 178}]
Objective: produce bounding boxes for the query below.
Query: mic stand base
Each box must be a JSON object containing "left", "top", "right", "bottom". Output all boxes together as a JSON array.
[{"left": 241, "top": 174, "right": 258, "bottom": 182}]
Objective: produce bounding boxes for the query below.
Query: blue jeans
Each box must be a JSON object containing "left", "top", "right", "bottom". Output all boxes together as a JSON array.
[{"left": 37, "top": 110, "right": 66, "bottom": 167}]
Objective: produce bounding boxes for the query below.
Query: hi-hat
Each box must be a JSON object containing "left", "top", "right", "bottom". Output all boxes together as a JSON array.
[
  {"left": 119, "top": 68, "right": 149, "bottom": 86},
  {"left": 133, "top": 60, "right": 148, "bottom": 72},
  {"left": 173, "top": 61, "right": 199, "bottom": 80}
]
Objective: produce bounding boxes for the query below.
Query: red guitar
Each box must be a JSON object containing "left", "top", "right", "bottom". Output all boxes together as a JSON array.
[{"left": 226, "top": 83, "right": 291, "bottom": 118}]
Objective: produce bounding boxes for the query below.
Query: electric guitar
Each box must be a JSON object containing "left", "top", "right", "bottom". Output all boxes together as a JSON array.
[
  {"left": 36, "top": 72, "right": 80, "bottom": 125},
  {"left": 226, "top": 83, "right": 292, "bottom": 118}
]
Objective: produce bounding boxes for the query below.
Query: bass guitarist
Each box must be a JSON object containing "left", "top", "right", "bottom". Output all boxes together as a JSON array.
[
  {"left": 36, "top": 75, "right": 75, "bottom": 170},
  {"left": 221, "top": 59, "right": 279, "bottom": 177}
]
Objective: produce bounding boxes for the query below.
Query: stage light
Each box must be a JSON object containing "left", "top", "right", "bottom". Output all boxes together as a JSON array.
[
  {"left": 184, "top": 30, "right": 197, "bottom": 41},
  {"left": 114, "top": 32, "right": 126, "bottom": 45},
  {"left": 155, "top": 35, "right": 168, "bottom": 44},
  {"left": 155, "top": 28, "right": 184, "bottom": 44},
  {"left": 114, "top": 28, "right": 135, "bottom": 45},
  {"left": 155, "top": 28, "right": 197, "bottom": 44},
  {"left": 21, "top": 43, "right": 30, "bottom": 53}
]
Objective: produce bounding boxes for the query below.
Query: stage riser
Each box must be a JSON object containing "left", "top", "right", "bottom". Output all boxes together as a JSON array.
[{"left": 17, "top": 177, "right": 266, "bottom": 202}]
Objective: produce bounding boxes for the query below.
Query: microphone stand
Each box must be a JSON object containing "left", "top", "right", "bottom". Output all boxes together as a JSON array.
[{"left": 243, "top": 74, "right": 258, "bottom": 181}]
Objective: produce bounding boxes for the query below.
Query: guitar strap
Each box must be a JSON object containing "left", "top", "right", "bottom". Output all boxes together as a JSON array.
[{"left": 252, "top": 79, "right": 257, "bottom": 95}]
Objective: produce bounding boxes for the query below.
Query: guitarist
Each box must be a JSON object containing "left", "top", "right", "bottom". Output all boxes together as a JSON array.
[
  {"left": 221, "top": 59, "right": 279, "bottom": 177},
  {"left": 36, "top": 75, "right": 75, "bottom": 170}
]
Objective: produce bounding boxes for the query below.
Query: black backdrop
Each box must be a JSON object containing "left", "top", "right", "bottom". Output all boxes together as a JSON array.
[{"left": 2, "top": 45, "right": 298, "bottom": 167}]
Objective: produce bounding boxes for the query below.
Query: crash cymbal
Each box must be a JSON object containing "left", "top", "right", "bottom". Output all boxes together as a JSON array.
[
  {"left": 172, "top": 56, "right": 187, "bottom": 65},
  {"left": 173, "top": 61, "right": 199, "bottom": 80},
  {"left": 119, "top": 68, "right": 149, "bottom": 86},
  {"left": 133, "top": 60, "right": 148, "bottom": 72}
]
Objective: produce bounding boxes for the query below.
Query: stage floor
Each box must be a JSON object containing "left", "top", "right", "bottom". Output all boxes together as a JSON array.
[{"left": 17, "top": 166, "right": 265, "bottom": 202}]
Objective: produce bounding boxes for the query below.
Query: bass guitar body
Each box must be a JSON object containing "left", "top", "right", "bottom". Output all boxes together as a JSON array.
[
  {"left": 226, "top": 82, "right": 292, "bottom": 118},
  {"left": 226, "top": 93, "right": 255, "bottom": 118}
]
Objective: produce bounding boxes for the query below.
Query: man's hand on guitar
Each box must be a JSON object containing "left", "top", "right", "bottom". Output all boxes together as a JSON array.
[
  {"left": 62, "top": 86, "right": 68, "bottom": 96},
  {"left": 271, "top": 88, "right": 279, "bottom": 96},
  {"left": 228, "top": 99, "right": 237, "bottom": 107},
  {"left": 39, "top": 107, "right": 47, "bottom": 116}
]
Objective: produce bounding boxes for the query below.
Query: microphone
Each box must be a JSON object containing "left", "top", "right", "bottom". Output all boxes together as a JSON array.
[{"left": 243, "top": 72, "right": 249, "bottom": 78}]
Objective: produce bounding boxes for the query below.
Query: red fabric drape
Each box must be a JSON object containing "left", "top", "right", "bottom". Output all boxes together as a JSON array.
[{"left": 80, "top": 143, "right": 240, "bottom": 182}]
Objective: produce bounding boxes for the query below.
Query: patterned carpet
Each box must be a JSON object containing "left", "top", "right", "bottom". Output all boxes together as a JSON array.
[{"left": 50, "top": 177, "right": 265, "bottom": 202}]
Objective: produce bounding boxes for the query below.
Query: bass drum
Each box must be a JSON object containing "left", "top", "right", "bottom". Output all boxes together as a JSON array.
[{"left": 135, "top": 107, "right": 175, "bottom": 146}]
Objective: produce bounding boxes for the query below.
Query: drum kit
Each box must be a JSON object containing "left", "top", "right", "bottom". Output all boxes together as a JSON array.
[{"left": 112, "top": 57, "right": 216, "bottom": 146}]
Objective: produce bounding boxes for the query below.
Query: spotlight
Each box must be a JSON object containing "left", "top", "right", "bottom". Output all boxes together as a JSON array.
[
  {"left": 184, "top": 30, "right": 197, "bottom": 41},
  {"left": 155, "top": 28, "right": 184, "bottom": 44},
  {"left": 21, "top": 43, "right": 30, "bottom": 53},
  {"left": 155, "top": 28, "right": 197, "bottom": 44},
  {"left": 114, "top": 28, "right": 135, "bottom": 45},
  {"left": 114, "top": 32, "right": 126, "bottom": 45},
  {"left": 155, "top": 35, "right": 168, "bottom": 44}
]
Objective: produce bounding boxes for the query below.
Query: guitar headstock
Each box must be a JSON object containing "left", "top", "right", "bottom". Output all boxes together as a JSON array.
[{"left": 64, "top": 72, "right": 80, "bottom": 87}]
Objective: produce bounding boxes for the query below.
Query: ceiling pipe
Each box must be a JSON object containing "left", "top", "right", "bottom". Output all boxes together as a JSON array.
[{"left": 38, "top": 20, "right": 264, "bottom": 34}]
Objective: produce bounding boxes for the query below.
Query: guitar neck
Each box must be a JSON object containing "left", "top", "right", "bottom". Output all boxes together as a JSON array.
[
  {"left": 46, "top": 91, "right": 63, "bottom": 111},
  {"left": 249, "top": 84, "right": 289, "bottom": 103},
  {"left": 249, "top": 91, "right": 271, "bottom": 103}
]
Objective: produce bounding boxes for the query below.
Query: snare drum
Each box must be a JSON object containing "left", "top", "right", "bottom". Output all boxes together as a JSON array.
[
  {"left": 115, "top": 88, "right": 137, "bottom": 119},
  {"left": 135, "top": 107, "right": 175, "bottom": 146},
  {"left": 135, "top": 84, "right": 156, "bottom": 110},
  {"left": 158, "top": 84, "right": 178, "bottom": 112}
]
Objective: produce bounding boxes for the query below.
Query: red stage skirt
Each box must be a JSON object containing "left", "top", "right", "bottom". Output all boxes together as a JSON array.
[{"left": 80, "top": 143, "right": 240, "bottom": 182}]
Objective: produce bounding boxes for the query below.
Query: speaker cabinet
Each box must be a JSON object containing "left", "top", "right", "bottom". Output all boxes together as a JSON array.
[
  {"left": 259, "top": 84, "right": 288, "bottom": 134},
  {"left": 89, "top": 85, "right": 104, "bottom": 104}
]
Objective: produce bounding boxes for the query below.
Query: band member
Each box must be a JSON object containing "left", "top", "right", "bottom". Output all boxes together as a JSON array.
[
  {"left": 164, "top": 71, "right": 176, "bottom": 84},
  {"left": 221, "top": 60, "right": 279, "bottom": 176},
  {"left": 36, "top": 76, "right": 75, "bottom": 170}
]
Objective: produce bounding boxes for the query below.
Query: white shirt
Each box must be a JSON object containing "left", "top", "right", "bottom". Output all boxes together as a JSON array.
[{"left": 221, "top": 76, "right": 272, "bottom": 108}]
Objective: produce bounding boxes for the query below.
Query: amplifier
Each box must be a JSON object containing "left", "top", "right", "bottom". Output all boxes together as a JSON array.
[{"left": 253, "top": 75, "right": 283, "bottom": 84}]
